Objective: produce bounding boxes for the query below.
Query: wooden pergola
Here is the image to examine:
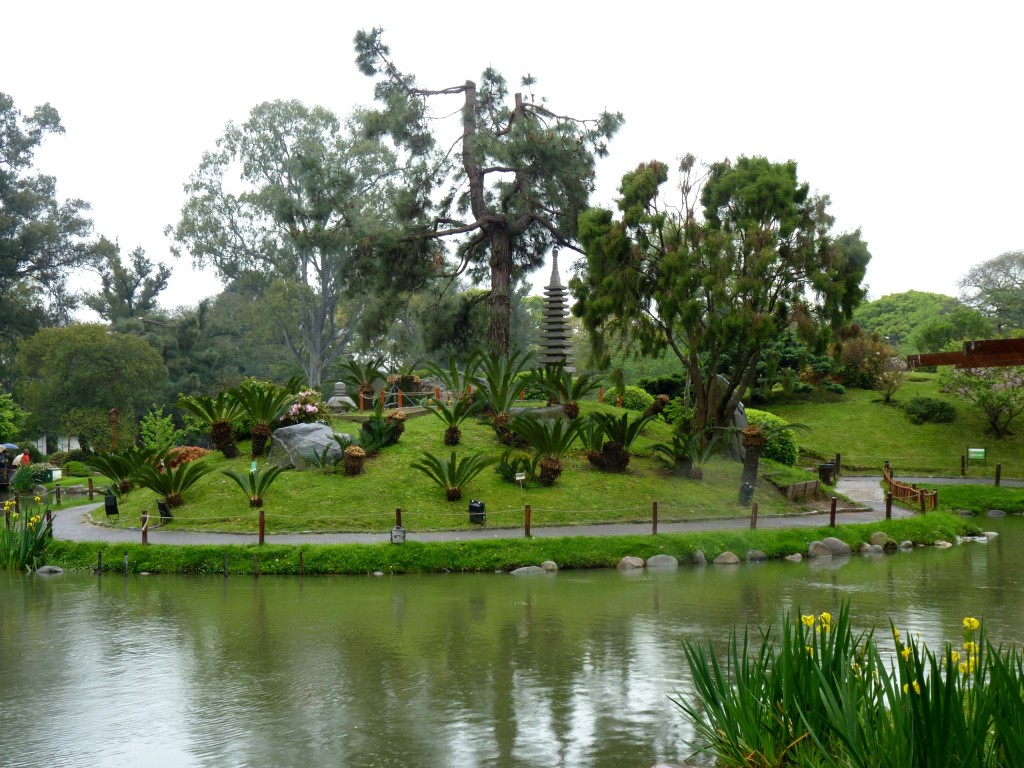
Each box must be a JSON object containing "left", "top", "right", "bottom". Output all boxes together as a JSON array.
[{"left": 906, "top": 338, "right": 1024, "bottom": 369}]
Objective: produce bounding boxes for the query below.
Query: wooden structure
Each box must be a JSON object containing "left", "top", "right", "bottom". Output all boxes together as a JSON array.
[
  {"left": 882, "top": 462, "right": 938, "bottom": 511},
  {"left": 907, "top": 338, "right": 1024, "bottom": 369},
  {"left": 537, "top": 249, "right": 575, "bottom": 372}
]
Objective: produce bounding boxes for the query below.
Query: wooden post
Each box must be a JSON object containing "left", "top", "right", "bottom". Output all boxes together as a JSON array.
[
  {"left": 395, "top": 507, "right": 402, "bottom": 528},
  {"left": 829, "top": 497, "right": 837, "bottom": 527},
  {"left": 750, "top": 501, "right": 758, "bottom": 529},
  {"left": 651, "top": 501, "right": 658, "bottom": 535},
  {"left": 258, "top": 509, "right": 265, "bottom": 545},
  {"left": 520, "top": 389, "right": 525, "bottom": 400},
  {"left": 223, "top": 553, "right": 228, "bottom": 577},
  {"left": 359, "top": 390, "right": 365, "bottom": 412},
  {"left": 525, "top": 504, "right": 531, "bottom": 537},
  {"left": 253, "top": 554, "right": 259, "bottom": 577},
  {"left": 995, "top": 464, "right": 1002, "bottom": 487},
  {"left": 919, "top": 490, "right": 926, "bottom": 514},
  {"left": 435, "top": 386, "right": 441, "bottom": 400},
  {"left": 45, "top": 509, "right": 52, "bottom": 535},
  {"left": 834, "top": 453, "right": 841, "bottom": 478},
  {"left": 97, "top": 551, "right": 103, "bottom": 573},
  {"left": 398, "top": 390, "right": 404, "bottom": 408},
  {"left": 379, "top": 389, "right": 385, "bottom": 407},
  {"left": 13, "top": 492, "right": 19, "bottom": 514},
  {"left": 599, "top": 387, "right": 604, "bottom": 403},
  {"left": 55, "top": 484, "right": 61, "bottom": 505},
  {"left": 616, "top": 395, "right": 623, "bottom": 408},
  {"left": 886, "top": 493, "right": 893, "bottom": 520},
  {"left": 141, "top": 511, "right": 149, "bottom": 545},
  {"left": 88, "top": 478, "right": 94, "bottom": 500},
  {"left": 961, "top": 455, "right": 966, "bottom": 477},
  {"left": 299, "top": 550, "right": 304, "bottom": 576},
  {"left": 124, "top": 553, "right": 129, "bottom": 575}
]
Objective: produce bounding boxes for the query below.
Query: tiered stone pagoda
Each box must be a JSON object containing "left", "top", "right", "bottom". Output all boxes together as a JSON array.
[{"left": 537, "top": 249, "right": 575, "bottom": 372}]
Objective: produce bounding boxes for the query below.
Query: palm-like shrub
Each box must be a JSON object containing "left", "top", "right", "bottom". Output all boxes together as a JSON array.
[
  {"left": 410, "top": 450, "right": 496, "bottom": 501},
  {"left": 229, "top": 380, "right": 297, "bottom": 458},
  {"left": 221, "top": 465, "right": 286, "bottom": 508},
  {"left": 422, "top": 355, "right": 479, "bottom": 401},
  {"left": 427, "top": 396, "right": 483, "bottom": 445},
  {"left": 495, "top": 449, "right": 540, "bottom": 484},
  {"left": 339, "top": 355, "right": 386, "bottom": 402},
  {"left": 176, "top": 392, "right": 242, "bottom": 458},
  {"left": 508, "top": 415, "right": 581, "bottom": 486},
  {"left": 653, "top": 432, "right": 719, "bottom": 480},
  {"left": 87, "top": 447, "right": 155, "bottom": 497},
  {"left": 133, "top": 458, "right": 214, "bottom": 508},
  {"left": 472, "top": 349, "right": 533, "bottom": 441},
  {"left": 588, "top": 412, "right": 656, "bottom": 472}
]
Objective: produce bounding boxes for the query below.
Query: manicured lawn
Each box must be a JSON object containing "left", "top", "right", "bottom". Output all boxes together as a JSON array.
[
  {"left": 89, "top": 401, "right": 818, "bottom": 535},
  {"left": 768, "top": 373, "right": 1024, "bottom": 476}
]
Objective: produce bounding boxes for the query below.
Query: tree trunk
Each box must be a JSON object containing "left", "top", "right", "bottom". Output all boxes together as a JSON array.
[{"left": 488, "top": 227, "right": 512, "bottom": 356}]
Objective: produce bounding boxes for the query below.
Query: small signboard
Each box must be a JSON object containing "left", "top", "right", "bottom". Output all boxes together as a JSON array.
[{"left": 967, "top": 447, "right": 986, "bottom": 465}]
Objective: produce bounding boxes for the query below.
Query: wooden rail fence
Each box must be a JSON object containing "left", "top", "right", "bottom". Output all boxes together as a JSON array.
[{"left": 882, "top": 462, "right": 938, "bottom": 512}]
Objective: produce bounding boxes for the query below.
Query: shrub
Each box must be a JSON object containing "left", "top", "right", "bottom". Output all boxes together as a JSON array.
[
  {"left": 620, "top": 385, "right": 655, "bottom": 412},
  {"left": 902, "top": 396, "right": 956, "bottom": 425},
  {"left": 744, "top": 408, "right": 799, "bottom": 466},
  {"left": 64, "top": 461, "right": 91, "bottom": 477},
  {"left": 823, "top": 381, "right": 846, "bottom": 395},
  {"left": 279, "top": 388, "right": 331, "bottom": 426},
  {"left": 636, "top": 373, "right": 687, "bottom": 399},
  {"left": 166, "top": 446, "right": 213, "bottom": 468},
  {"left": 47, "top": 451, "right": 70, "bottom": 467},
  {"left": 662, "top": 397, "right": 694, "bottom": 430}
]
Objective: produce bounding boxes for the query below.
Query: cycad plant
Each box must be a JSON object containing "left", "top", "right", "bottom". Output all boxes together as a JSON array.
[
  {"left": 133, "top": 456, "right": 214, "bottom": 508},
  {"left": 230, "top": 378, "right": 299, "bottom": 456},
  {"left": 653, "top": 432, "right": 719, "bottom": 480},
  {"left": 339, "top": 355, "right": 386, "bottom": 404},
  {"left": 410, "top": 450, "right": 496, "bottom": 501},
  {"left": 422, "top": 355, "right": 479, "bottom": 401},
  {"left": 221, "top": 465, "right": 286, "bottom": 508},
  {"left": 427, "top": 396, "right": 483, "bottom": 445},
  {"left": 533, "top": 364, "right": 603, "bottom": 419},
  {"left": 229, "top": 380, "right": 297, "bottom": 458},
  {"left": 508, "top": 415, "right": 581, "bottom": 486},
  {"left": 176, "top": 392, "right": 242, "bottom": 458},
  {"left": 472, "top": 349, "right": 533, "bottom": 442},
  {"left": 86, "top": 446, "right": 153, "bottom": 497},
  {"left": 588, "top": 412, "right": 656, "bottom": 472}
]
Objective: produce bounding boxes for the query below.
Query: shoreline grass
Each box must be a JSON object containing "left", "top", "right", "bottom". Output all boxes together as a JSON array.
[{"left": 40, "top": 513, "right": 975, "bottom": 576}]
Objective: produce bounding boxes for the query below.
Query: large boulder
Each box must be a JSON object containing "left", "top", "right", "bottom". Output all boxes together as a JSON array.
[
  {"left": 714, "top": 551, "right": 741, "bottom": 565},
  {"left": 646, "top": 554, "right": 679, "bottom": 569},
  {"left": 268, "top": 423, "right": 351, "bottom": 470},
  {"left": 822, "top": 536, "right": 852, "bottom": 556}
]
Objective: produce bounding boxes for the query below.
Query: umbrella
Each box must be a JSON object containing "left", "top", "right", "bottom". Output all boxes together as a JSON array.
[{"left": 1, "top": 443, "right": 19, "bottom": 451}]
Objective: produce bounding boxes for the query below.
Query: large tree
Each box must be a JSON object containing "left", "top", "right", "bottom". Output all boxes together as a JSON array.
[
  {"left": 168, "top": 100, "right": 429, "bottom": 386},
  {"left": 353, "top": 28, "right": 623, "bottom": 355},
  {"left": 13, "top": 323, "right": 167, "bottom": 447},
  {"left": 0, "top": 92, "right": 106, "bottom": 379},
  {"left": 572, "top": 156, "right": 870, "bottom": 434},
  {"left": 958, "top": 250, "right": 1024, "bottom": 333},
  {"left": 82, "top": 243, "right": 171, "bottom": 322}
]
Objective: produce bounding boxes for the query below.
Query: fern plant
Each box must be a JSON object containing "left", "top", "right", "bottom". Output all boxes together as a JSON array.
[
  {"left": 176, "top": 392, "right": 242, "bottom": 458},
  {"left": 229, "top": 380, "right": 297, "bottom": 458},
  {"left": 410, "top": 451, "right": 496, "bottom": 501},
  {"left": 588, "top": 412, "right": 656, "bottom": 472},
  {"left": 133, "top": 458, "right": 214, "bottom": 508},
  {"left": 427, "top": 396, "right": 483, "bottom": 446},
  {"left": 495, "top": 449, "right": 540, "bottom": 484},
  {"left": 472, "top": 348, "right": 533, "bottom": 441}
]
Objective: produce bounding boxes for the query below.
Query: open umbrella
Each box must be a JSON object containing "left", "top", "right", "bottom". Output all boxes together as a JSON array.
[{"left": 1, "top": 443, "right": 19, "bottom": 451}]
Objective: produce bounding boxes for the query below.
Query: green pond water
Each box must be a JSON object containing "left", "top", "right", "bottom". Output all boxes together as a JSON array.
[{"left": 2, "top": 517, "right": 1023, "bottom": 767}]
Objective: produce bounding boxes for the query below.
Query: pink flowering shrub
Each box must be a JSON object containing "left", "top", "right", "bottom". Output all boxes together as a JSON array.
[{"left": 279, "top": 389, "right": 332, "bottom": 426}]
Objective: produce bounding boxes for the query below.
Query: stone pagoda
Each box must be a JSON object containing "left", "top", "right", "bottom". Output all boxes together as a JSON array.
[{"left": 537, "top": 249, "right": 575, "bottom": 372}]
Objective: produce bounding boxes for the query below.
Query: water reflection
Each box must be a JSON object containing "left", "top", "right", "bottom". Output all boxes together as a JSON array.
[{"left": 1, "top": 518, "right": 1022, "bottom": 767}]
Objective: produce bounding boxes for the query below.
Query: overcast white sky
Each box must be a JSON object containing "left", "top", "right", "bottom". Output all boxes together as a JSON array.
[{"left": 6, "top": 0, "right": 1022, "bottom": 313}]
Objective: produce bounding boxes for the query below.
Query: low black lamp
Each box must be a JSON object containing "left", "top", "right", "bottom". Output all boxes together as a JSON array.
[
  {"left": 469, "top": 499, "right": 485, "bottom": 525},
  {"left": 390, "top": 525, "right": 406, "bottom": 544},
  {"left": 104, "top": 493, "right": 119, "bottom": 516},
  {"left": 158, "top": 500, "right": 171, "bottom": 523}
]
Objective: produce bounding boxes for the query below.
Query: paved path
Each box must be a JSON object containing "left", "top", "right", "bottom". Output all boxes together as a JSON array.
[{"left": 47, "top": 476, "right": 925, "bottom": 547}]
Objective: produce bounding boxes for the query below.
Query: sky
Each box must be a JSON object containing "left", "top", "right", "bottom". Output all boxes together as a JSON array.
[{"left": 6, "top": 0, "right": 1022, "bottom": 314}]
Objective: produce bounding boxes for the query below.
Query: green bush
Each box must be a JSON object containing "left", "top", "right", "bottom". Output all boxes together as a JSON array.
[
  {"left": 64, "top": 461, "right": 91, "bottom": 477},
  {"left": 636, "top": 373, "right": 687, "bottom": 399},
  {"left": 902, "top": 396, "right": 956, "bottom": 425},
  {"left": 620, "top": 385, "right": 655, "bottom": 412},
  {"left": 744, "top": 408, "right": 799, "bottom": 466},
  {"left": 823, "top": 381, "right": 846, "bottom": 395},
  {"left": 662, "top": 397, "right": 694, "bottom": 430}
]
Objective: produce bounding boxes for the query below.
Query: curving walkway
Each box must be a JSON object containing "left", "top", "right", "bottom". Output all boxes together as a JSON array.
[{"left": 47, "top": 476, "right": 921, "bottom": 547}]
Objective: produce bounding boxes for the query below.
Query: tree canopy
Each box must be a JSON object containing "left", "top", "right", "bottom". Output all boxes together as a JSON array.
[
  {"left": 853, "top": 290, "right": 962, "bottom": 352},
  {"left": 0, "top": 92, "right": 106, "bottom": 379},
  {"left": 82, "top": 243, "right": 171, "bottom": 322},
  {"left": 168, "top": 99, "right": 431, "bottom": 386},
  {"left": 353, "top": 28, "right": 623, "bottom": 354},
  {"left": 14, "top": 323, "right": 167, "bottom": 446},
  {"left": 958, "top": 250, "right": 1024, "bottom": 333},
  {"left": 572, "top": 155, "right": 870, "bottom": 433}
]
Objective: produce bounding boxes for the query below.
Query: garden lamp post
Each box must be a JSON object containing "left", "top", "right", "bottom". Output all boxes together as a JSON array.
[{"left": 108, "top": 408, "right": 121, "bottom": 451}]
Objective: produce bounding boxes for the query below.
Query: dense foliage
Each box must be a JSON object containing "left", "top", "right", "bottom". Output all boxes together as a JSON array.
[{"left": 744, "top": 408, "right": 799, "bottom": 466}]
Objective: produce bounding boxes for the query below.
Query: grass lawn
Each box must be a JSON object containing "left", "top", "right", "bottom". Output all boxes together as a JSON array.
[
  {"left": 85, "top": 401, "right": 824, "bottom": 535},
  {"left": 768, "top": 373, "right": 1024, "bottom": 476}
]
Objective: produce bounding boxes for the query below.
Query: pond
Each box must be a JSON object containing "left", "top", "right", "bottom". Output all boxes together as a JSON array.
[{"left": 2, "top": 517, "right": 1022, "bottom": 767}]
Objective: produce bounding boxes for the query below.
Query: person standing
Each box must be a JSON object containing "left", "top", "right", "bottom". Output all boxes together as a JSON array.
[{"left": 14, "top": 450, "right": 30, "bottom": 469}]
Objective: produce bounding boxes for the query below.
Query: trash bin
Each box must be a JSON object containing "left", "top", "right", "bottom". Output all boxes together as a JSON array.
[
  {"left": 818, "top": 463, "right": 835, "bottom": 484},
  {"left": 104, "top": 494, "right": 119, "bottom": 516},
  {"left": 468, "top": 499, "right": 486, "bottom": 525},
  {"left": 739, "top": 482, "right": 754, "bottom": 505}
]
